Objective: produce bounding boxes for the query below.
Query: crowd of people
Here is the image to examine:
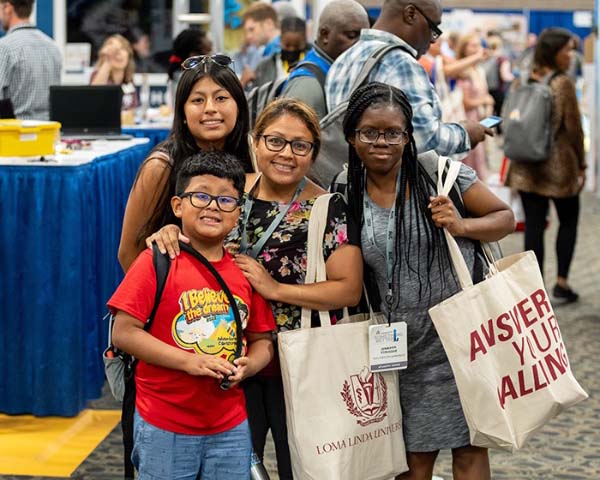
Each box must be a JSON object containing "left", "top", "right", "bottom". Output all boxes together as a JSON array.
[{"left": 0, "top": 0, "right": 588, "bottom": 478}]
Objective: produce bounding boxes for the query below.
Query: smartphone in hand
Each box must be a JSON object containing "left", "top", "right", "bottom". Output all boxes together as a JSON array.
[{"left": 480, "top": 115, "right": 503, "bottom": 129}]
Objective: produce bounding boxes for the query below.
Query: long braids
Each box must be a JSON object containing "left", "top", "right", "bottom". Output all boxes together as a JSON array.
[{"left": 343, "top": 82, "right": 451, "bottom": 307}]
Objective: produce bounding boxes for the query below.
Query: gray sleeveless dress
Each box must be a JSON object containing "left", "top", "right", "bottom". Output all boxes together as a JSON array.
[{"left": 361, "top": 164, "right": 477, "bottom": 452}]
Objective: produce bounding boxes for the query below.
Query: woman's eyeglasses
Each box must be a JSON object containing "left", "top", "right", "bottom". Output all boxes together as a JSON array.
[
  {"left": 178, "top": 191, "right": 240, "bottom": 212},
  {"left": 181, "top": 54, "right": 234, "bottom": 71},
  {"left": 355, "top": 128, "right": 409, "bottom": 145},
  {"left": 258, "top": 135, "right": 314, "bottom": 156}
]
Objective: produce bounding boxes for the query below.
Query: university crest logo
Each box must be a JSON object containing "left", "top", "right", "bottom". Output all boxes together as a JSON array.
[{"left": 340, "top": 366, "right": 388, "bottom": 426}]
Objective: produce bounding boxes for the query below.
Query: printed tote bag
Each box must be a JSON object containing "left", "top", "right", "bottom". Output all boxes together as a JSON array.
[
  {"left": 428, "top": 157, "right": 588, "bottom": 451},
  {"left": 278, "top": 194, "right": 408, "bottom": 479}
]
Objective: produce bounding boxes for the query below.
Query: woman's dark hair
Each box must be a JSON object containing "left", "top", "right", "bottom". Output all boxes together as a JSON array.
[
  {"left": 175, "top": 151, "right": 246, "bottom": 198},
  {"left": 134, "top": 61, "right": 251, "bottom": 244},
  {"left": 254, "top": 98, "right": 321, "bottom": 161},
  {"left": 168, "top": 28, "right": 210, "bottom": 80},
  {"left": 534, "top": 27, "right": 573, "bottom": 71},
  {"left": 343, "top": 82, "right": 451, "bottom": 304}
]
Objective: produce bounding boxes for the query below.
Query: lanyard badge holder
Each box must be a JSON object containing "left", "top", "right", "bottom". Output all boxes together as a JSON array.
[{"left": 363, "top": 173, "right": 408, "bottom": 372}]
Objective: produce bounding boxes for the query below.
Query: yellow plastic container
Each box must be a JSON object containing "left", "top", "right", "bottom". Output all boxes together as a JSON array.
[{"left": 0, "top": 120, "right": 61, "bottom": 157}]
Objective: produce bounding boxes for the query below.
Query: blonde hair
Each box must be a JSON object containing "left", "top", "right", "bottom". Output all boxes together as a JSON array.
[
  {"left": 456, "top": 32, "right": 480, "bottom": 60},
  {"left": 98, "top": 34, "right": 136, "bottom": 83}
]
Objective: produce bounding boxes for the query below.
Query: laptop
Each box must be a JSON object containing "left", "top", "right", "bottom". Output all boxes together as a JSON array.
[{"left": 49, "top": 85, "right": 132, "bottom": 140}]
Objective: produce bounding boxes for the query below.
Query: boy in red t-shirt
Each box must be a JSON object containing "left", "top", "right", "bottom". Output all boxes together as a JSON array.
[{"left": 108, "top": 151, "right": 275, "bottom": 480}]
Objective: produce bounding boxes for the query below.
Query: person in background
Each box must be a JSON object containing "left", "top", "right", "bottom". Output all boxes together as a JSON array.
[
  {"left": 326, "top": 0, "right": 492, "bottom": 158},
  {"left": 90, "top": 33, "right": 138, "bottom": 111},
  {"left": 481, "top": 34, "right": 513, "bottom": 120},
  {"left": 239, "top": 2, "right": 280, "bottom": 87},
  {"left": 279, "top": 0, "right": 369, "bottom": 118},
  {"left": 110, "top": 152, "right": 276, "bottom": 480},
  {"left": 166, "top": 28, "right": 213, "bottom": 102},
  {"left": 344, "top": 81, "right": 513, "bottom": 480},
  {"left": 505, "top": 28, "right": 585, "bottom": 304},
  {"left": 118, "top": 55, "right": 252, "bottom": 272},
  {"left": 253, "top": 16, "right": 308, "bottom": 88},
  {"left": 455, "top": 32, "right": 495, "bottom": 180},
  {"left": 0, "top": 0, "right": 61, "bottom": 120},
  {"left": 514, "top": 32, "right": 537, "bottom": 78},
  {"left": 128, "top": 26, "right": 162, "bottom": 73},
  {"left": 567, "top": 34, "right": 584, "bottom": 82}
]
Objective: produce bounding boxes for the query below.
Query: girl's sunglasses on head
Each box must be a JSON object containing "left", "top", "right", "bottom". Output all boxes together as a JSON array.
[{"left": 181, "top": 54, "right": 234, "bottom": 71}]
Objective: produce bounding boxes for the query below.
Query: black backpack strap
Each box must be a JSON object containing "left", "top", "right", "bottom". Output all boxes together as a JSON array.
[
  {"left": 179, "top": 242, "right": 243, "bottom": 390},
  {"left": 121, "top": 244, "right": 171, "bottom": 479},
  {"left": 146, "top": 244, "right": 171, "bottom": 331}
]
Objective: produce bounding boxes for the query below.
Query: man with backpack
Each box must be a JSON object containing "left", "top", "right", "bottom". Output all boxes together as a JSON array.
[
  {"left": 279, "top": 0, "right": 369, "bottom": 118},
  {"left": 325, "top": 0, "right": 491, "bottom": 157}
]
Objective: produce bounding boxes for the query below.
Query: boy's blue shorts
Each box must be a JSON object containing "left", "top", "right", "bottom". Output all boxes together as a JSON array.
[{"left": 132, "top": 409, "right": 252, "bottom": 479}]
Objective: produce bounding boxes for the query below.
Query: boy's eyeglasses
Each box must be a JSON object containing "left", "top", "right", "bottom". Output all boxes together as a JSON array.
[
  {"left": 181, "top": 54, "right": 234, "bottom": 71},
  {"left": 258, "top": 135, "right": 314, "bottom": 156},
  {"left": 355, "top": 128, "right": 409, "bottom": 145},
  {"left": 411, "top": 4, "right": 443, "bottom": 41},
  {"left": 179, "top": 191, "right": 240, "bottom": 212}
]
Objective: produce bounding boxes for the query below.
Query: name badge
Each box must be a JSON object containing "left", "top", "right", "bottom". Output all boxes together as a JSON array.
[{"left": 368, "top": 322, "right": 407, "bottom": 372}]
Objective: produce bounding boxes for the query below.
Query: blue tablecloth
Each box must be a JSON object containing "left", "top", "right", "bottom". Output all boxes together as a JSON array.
[
  {"left": 0, "top": 141, "right": 153, "bottom": 416},
  {"left": 123, "top": 127, "right": 170, "bottom": 149}
]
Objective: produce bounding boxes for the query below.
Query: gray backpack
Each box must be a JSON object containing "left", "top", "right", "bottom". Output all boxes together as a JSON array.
[
  {"left": 309, "top": 44, "right": 407, "bottom": 188},
  {"left": 501, "top": 73, "right": 559, "bottom": 163}
]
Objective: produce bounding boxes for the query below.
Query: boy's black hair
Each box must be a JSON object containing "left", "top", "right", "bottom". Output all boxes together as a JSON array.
[{"left": 175, "top": 151, "right": 246, "bottom": 198}]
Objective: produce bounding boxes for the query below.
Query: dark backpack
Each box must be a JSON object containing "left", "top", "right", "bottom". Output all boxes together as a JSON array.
[
  {"left": 119, "top": 244, "right": 171, "bottom": 479},
  {"left": 246, "top": 62, "right": 326, "bottom": 130},
  {"left": 482, "top": 56, "right": 502, "bottom": 91},
  {"left": 501, "top": 73, "right": 560, "bottom": 163},
  {"left": 310, "top": 44, "right": 408, "bottom": 188}
]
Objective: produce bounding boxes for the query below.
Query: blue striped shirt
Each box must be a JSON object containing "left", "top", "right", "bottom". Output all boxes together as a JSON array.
[{"left": 325, "top": 29, "right": 470, "bottom": 155}]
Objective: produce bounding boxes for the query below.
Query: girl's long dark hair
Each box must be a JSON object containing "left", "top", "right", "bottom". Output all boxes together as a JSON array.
[
  {"left": 134, "top": 61, "right": 252, "bottom": 244},
  {"left": 343, "top": 82, "right": 451, "bottom": 305}
]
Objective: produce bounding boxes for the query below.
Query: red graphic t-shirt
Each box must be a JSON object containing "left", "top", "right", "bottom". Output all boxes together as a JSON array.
[{"left": 108, "top": 249, "right": 275, "bottom": 435}]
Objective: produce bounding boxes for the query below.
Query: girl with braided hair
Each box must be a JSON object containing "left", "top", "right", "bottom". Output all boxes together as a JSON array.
[{"left": 343, "top": 82, "right": 514, "bottom": 480}]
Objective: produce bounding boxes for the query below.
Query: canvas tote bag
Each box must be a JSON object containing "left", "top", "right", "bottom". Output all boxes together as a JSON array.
[
  {"left": 278, "top": 194, "right": 408, "bottom": 479},
  {"left": 428, "top": 157, "right": 588, "bottom": 451}
]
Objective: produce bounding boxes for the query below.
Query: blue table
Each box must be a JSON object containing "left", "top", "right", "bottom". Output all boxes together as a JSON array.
[
  {"left": 0, "top": 140, "right": 153, "bottom": 416},
  {"left": 123, "top": 126, "right": 170, "bottom": 149}
]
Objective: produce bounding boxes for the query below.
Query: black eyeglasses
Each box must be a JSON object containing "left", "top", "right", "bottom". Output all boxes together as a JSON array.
[
  {"left": 181, "top": 54, "right": 234, "bottom": 71},
  {"left": 259, "top": 135, "right": 314, "bottom": 156},
  {"left": 411, "top": 4, "right": 443, "bottom": 41},
  {"left": 179, "top": 191, "right": 240, "bottom": 212},
  {"left": 355, "top": 128, "right": 409, "bottom": 145}
]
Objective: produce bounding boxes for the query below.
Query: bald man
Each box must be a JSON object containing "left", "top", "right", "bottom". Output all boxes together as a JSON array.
[
  {"left": 279, "top": 0, "right": 368, "bottom": 118},
  {"left": 326, "top": 0, "right": 491, "bottom": 156}
]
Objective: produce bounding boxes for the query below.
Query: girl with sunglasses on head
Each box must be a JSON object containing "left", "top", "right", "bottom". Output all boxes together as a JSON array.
[
  {"left": 344, "top": 82, "right": 514, "bottom": 480},
  {"left": 150, "top": 98, "right": 363, "bottom": 479},
  {"left": 118, "top": 54, "right": 253, "bottom": 272}
]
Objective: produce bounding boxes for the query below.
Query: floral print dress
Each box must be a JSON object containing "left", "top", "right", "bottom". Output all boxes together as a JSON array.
[{"left": 227, "top": 193, "right": 351, "bottom": 333}]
